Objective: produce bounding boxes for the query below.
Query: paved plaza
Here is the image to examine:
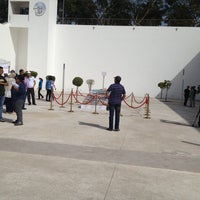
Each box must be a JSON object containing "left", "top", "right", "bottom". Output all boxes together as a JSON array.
[{"left": 0, "top": 96, "right": 200, "bottom": 200}]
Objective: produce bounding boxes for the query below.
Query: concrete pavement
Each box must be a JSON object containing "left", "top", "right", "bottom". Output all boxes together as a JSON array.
[{"left": 0, "top": 96, "right": 200, "bottom": 200}]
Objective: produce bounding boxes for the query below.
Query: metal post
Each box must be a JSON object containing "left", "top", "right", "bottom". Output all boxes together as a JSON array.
[
  {"left": 101, "top": 72, "right": 107, "bottom": 89},
  {"left": 60, "top": 63, "right": 65, "bottom": 107},
  {"left": 144, "top": 94, "right": 150, "bottom": 119},
  {"left": 131, "top": 92, "right": 133, "bottom": 107},
  {"left": 68, "top": 89, "right": 74, "bottom": 112},
  {"left": 93, "top": 95, "right": 99, "bottom": 114}
]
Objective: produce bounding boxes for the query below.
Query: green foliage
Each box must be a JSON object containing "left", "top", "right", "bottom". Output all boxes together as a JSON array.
[
  {"left": 2, "top": 0, "right": 200, "bottom": 26},
  {"left": 0, "top": 0, "right": 8, "bottom": 23},
  {"left": 103, "top": 0, "right": 133, "bottom": 25},
  {"left": 164, "top": 80, "right": 172, "bottom": 89},
  {"left": 30, "top": 71, "right": 38, "bottom": 78},
  {"left": 158, "top": 82, "right": 165, "bottom": 89},
  {"left": 57, "top": 0, "right": 200, "bottom": 26},
  {"left": 24, "top": 70, "right": 38, "bottom": 78},
  {"left": 158, "top": 80, "right": 172, "bottom": 101},
  {"left": 46, "top": 75, "right": 56, "bottom": 81},
  {"left": 132, "top": 0, "right": 165, "bottom": 26},
  {"left": 63, "top": 0, "right": 97, "bottom": 24},
  {"left": 72, "top": 77, "right": 83, "bottom": 87},
  {"left": 165, "top": 0, "right": 200, "bottom": 26}
]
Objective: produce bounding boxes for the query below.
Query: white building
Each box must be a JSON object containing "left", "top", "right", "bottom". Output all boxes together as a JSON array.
[{"left": 0, "top": 0, "right": 199, "bottom": 99}]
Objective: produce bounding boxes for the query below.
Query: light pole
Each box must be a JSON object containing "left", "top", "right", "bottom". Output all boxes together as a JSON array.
[
  {"left": 101, "top": 71, "right": 107, "bottom": 89},
  {"left": 60, "top": 63, "right": 66, "bottom": 107}
]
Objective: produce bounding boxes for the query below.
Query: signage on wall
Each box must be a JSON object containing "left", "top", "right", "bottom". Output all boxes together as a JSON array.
[{"left": 33, "top": 2, "right": 46, "bottom": 16}]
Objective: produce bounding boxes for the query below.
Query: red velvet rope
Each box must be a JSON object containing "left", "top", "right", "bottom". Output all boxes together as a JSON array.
[
  {"left": 123, "top": 97, "right": 147, "bottom": 109},
  {"left": 98, "top": 96, "right": 108, "bottom": 106},
  {"left": 51, "top": 90, "right": 149, "bottom": 110},
  {"left": 132, "top": 94, "right": 147, "bottom": 104},
  {"left": 72, "top": 93, "right": 96, "bottom": 105},
  {"left": 125, "top": 93, "right": 132, "bottom": 99},
  {"left": 53, "top": 92, "right": 62, "bottom": 100},
  {"left": 52, "top": 92, "right": 71, "bottom": 106},
  {"left": 78, "top": 90, "right": 88, "bottom": 97}
]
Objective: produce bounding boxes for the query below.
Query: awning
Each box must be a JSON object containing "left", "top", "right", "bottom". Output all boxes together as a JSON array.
[{"left": 0, "top": 59, "right": 10, "bottom": 73}]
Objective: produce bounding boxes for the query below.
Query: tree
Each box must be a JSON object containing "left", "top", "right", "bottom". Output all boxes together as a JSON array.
[
  {"left": 165, "top": 0, "right": 200, "bottom": 26},
  {"left": 0, "top": 0, "right": 8, "bottom": 23},
  {"left": 164, "top": 80, "right": 172, "bottom": 101},
  {"left": 103, "top": 0, "right": 133, "bottom": 25},
  {"left": 86, "top": 79, "right": 95, "bottom": 92},
  {"left": 158, "top": 80, "right": 172, "bottom": 101},
  {"left": 72, "top": 77, "right": 83, "bottom": 101},
  {"left": 158, "top": 82, "right": 165, "bottom": 99},
  {"left": 63, "top": 0, "right": 97, "bottom": 24},
  {"left": 132, "top": 0, "right": 166, "bottom": 26}
]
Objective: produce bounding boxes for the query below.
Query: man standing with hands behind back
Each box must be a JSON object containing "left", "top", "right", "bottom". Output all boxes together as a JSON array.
[
  {"left": 26, "top": 71, "right": 36, "bottom": 105},
  {"left": 0, "top": 66, "right": 8, "bottom": 122},
  {"left": 106, "top": 76, "right": 126, "bottom": 131}
]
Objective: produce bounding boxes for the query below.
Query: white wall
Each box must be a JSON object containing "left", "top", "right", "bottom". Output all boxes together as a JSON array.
[
  {"left": 27, "top": 0, "right": 57, "bottom": 80},
  {"left": 9, "top": 27, "right": 28, "bottom": 72},
  {"left": 54, "top": 25, "right": 200, "bottom": 98},
  {"left": 1, "top": 21, "right": 200, "bottom": 99},
  {"left": 0, "top": 23, "right": 16, "bottom": 68}
]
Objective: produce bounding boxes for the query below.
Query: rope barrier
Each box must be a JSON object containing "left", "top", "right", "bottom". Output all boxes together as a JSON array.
[
  {"left": 48, "top": 89, "right": 151, "bottom": 119},
  {"left": 132, "top": 94, "right": 147, "bottom": 104},
  {"left": 78, "top": 90, "right": 88, "bottom": 97},
  {"left": 52, "top": 91, "right": 62, "bottom": 100},
  {"left": 123, "top": 98, "right": 147, "bottom": 109}
]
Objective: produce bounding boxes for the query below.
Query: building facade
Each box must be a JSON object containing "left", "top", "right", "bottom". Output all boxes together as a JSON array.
[{"left": 0, "top": 0, "right": 199, "bottom": 99}]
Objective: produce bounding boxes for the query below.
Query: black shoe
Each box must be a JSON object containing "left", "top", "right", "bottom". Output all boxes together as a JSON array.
[
  {"left": 106, "top": 128, "right": 113, "bottom": 131},
  {"left": 12, "top": 120, "right": 18, "bottom": 124},
  {"left": 28, "top": 103, "right": 31, "bottom": 105},
  {"left": 22, "top": 107, "right": 27, "bottom": 110},
  {"left": 114, "top": 129, "right": 120, "bottom": 131},
  {"left": 0, "top": 118, "right": 5, "bottom": 122},
  {"left": 33, "top": 103, "right": 37, "bottom": 105},
  {"left": 14, "top": 122, "right": 23, "bottom": 126}
]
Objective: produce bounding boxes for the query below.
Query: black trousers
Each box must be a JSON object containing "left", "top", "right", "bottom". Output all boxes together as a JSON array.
[
  {"left": 38, "top": 87, "right": 44, "bottom": 99},
  {"left": 13, "top": 99, "right": 24, "bottom": 123},
  {"left": 27, "top": 88, "right": 36, "bottom": 105},
  {"left": 46, "top": 89, "right": 52, "bottom": 101}
]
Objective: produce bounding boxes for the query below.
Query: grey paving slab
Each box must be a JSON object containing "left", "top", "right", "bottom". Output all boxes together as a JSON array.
[{"left": 0, "top": 97, "right": 200, "bottom": 200}]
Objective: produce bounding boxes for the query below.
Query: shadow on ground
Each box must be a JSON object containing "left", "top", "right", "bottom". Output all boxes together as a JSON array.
[
  {"left": 158, "top": 99, "right": 200, "bottom": 131},
  {"left": 79, "top": 121, "right": 107, "bottom": 130}
]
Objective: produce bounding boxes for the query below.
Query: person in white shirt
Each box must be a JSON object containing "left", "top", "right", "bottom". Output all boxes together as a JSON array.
[
  {"left": 4, "top": 72, "right": 16, "bottom": 113},
  {"left": 25, "top": 71, "right": 36, "bottom": 105}
]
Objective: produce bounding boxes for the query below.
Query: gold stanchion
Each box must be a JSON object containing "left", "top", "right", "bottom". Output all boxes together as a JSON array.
[
  {"left": 60, "top": 89, "right": 65, "bottom": 108},
  {"left": 92, "top": 95, "right": 99, "bottom": 114},
  {"left": 144, "top": 94, "right": 150, "bottom": 119},
  {"left": 68, "top": 89, "right": 74, "bottom": 112},
  {"left": 131, "top": 92, "right": 133, "bottom": 107}
]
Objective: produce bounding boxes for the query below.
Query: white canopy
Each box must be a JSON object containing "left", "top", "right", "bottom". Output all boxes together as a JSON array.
[{"left": 0, "top": 59, "right": 10, "bottom": 73}]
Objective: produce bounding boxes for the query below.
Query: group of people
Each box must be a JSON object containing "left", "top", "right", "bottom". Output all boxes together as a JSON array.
[
  {"left": 1, "top": 66, "right": 126, "bottom": 131},
  {"left": 0, "top": 67, "right": 56, "bottom": 126},
  {"left": 184, "top": 85, "right": 199, "bottom": 107},
  {"left": 0, "top": 67, "right": 26, "bottom": 125}
]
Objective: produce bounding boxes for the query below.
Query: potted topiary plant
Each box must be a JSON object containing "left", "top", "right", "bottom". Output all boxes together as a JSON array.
[{"left": 72, "top": 77, "right": 83, "bottom": 101}]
